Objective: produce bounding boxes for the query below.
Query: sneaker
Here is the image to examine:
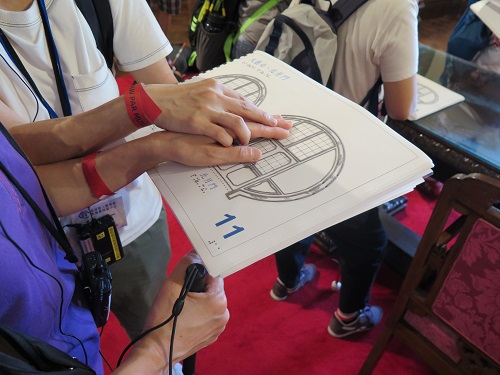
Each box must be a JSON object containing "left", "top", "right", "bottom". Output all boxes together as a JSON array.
[
  {"left": 327, "top": 305, "right": 383, "bottom": 338},
  {"left": 270, "top": 263, "right": 316, "bottom": 301}
]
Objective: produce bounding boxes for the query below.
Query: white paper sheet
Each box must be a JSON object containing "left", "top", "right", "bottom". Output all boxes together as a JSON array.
[
  {"left": 128, "top": 51, "right": 433, "bottom": 277},
  {"left": 408, "top": 74, "right": 465, "bottom": 121},
  {"left": 471, "top": 0, "right": 500, "bottom": 37}
]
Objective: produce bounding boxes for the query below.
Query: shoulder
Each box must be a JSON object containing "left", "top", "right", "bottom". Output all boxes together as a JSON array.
[{"left": 360, "top": 0, "right": 418, "bottom": 22}]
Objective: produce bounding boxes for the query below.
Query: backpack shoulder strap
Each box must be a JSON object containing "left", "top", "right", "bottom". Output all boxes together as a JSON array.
[
  {"left": 265, "top": 12, "right": 323, "bottom": 84},
  {"left": 224, "top": 0, "right": 282, "bottom": 61},
  {"left": 327, "top": 0, "right": 370, "bottom": 31},
  {"left": 75, "top": 0, "right": 114, "bottom": 70},
  {"left": 359, "top": 76, "right": 383, "bottom": 117}
]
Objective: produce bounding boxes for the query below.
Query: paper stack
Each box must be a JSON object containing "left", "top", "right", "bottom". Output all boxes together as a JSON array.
[
  {"left": 129, "top": 51, "right": 434, "bottom": 277},
  {"left": 471, "top": 0, "right": 500, "bottom": 37}
]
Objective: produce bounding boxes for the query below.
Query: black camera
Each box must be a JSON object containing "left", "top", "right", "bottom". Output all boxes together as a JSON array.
[
  {"left": 79, "top": 250, "right": 112, "bottom": 328},
  {"left": 76, "top": 214, "right": 122, "bottom": 328}
]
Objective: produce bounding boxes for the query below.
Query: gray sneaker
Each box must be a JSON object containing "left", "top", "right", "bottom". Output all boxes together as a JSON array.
[
  {"left": 327, "top": 305, "right": 383, "bottom": 338},
  {"left": 270, "top": 264, "right": 317, "bottom": 301}
]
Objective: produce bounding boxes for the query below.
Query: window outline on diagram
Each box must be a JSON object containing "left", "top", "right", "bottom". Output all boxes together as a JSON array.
[
  {"left": 417, "top": 82, "right": 439, "bottom": 106},
  {"left": 211, "top": 75, "right": 345, "bottom": 202}
]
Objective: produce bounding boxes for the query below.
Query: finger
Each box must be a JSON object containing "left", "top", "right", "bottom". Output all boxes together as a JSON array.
[
  {"left": 204, "top": 274, "right": 224, "bottom": 296},
  {"left": 246, "top": 122, "right": 291, "bottom": 140},
  {"left": 217, "top": 84, "right": 279, "bottom": 128},
  {"left": 208, "top": 111, "right": 251, "bottom": 146},
  {"left": 272, "top": 115, "right": 293, "bottom": 130},
  {"left": 205, "top": 145, "right": 262, "bottom": 166}
]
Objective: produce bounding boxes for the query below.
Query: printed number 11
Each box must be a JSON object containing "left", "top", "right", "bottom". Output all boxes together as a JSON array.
[{"left": 215, "top": 214, "right": 245, "bottom": 239}]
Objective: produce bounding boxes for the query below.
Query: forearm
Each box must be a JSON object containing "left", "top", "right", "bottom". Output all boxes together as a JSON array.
[
  {"left": 36, "top": 133, "right": 167, "bottom": 216},
  {"left": 112, "top": 345, "right": 170, "bottom": 375},
  {"left": 383, "top": 75, "right": 417, "bottom": 121},
  {"left": 10, "top": 96, "right": 138, "bottom": 165}
]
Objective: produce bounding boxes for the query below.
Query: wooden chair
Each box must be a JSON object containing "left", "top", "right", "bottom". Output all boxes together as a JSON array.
[{"left": 359, "top": 173, "right": 500, "bottom": 375}]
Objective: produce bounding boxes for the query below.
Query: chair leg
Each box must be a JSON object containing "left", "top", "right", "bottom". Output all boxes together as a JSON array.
[{"left": 358, "top": 326, "right": 395, "bottom": 375}]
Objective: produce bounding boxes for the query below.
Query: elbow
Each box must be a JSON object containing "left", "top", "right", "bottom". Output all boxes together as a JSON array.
[
  {"left": 386, "top": 98, "right": 417, "bottom": 121},
  {"left": 387, "top": 107, "right": 412, "bottom": 121}
]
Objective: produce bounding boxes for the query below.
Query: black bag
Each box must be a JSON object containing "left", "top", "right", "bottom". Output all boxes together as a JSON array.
[
  {"left": 0, "top": 324, "right": 96, "bottom": 375},
  {"left": 188, "top": 0, "right": 282, "bottom": 72},
  {"left": 188, "top": 0, "right": 240, "bottom": 71}
]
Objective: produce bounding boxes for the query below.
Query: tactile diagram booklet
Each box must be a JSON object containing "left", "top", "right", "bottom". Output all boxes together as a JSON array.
[{"left": 127, "top": 51, "right": 434, "bottom": 277}]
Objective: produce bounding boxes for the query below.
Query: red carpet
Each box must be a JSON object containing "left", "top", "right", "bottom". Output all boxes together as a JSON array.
[
  {"left": 100, "top": 77, "right": 439, "bottom": 374},
  {"left": 100, "top": 190, "right": 438, "bottom": 375}
]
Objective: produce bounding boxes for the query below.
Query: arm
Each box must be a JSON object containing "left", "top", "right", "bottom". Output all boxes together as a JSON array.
[
  {"left": 8, "top": 79, "right": 291, "bottom": 165},
  {"left": 383, "top": 74, "right": 417, "bottom": 121},
  {"left": 128, "top": 58, "right": 179, "bottom": 85},
  {"left": 112, "top": 251, "right": 229, "bottom": 374},
  {"left": 36, "top": 131, "right": 267, "bottom": 216}
]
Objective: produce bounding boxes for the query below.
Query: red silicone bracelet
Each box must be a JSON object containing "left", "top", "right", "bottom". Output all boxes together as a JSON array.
[
  {"left": 124, "top": 83, "right": 162, "bottom": 128},
  {"left": 82, "top": 153, "right": 114, "bottom": 200}
]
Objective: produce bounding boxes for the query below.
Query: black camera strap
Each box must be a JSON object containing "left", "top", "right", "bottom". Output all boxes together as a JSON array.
[{"left": 0, "top": 124, "right": 78, "bottom": 264}]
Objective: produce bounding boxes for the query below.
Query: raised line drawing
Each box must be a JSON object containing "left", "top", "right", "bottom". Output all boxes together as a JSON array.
[
  {"left": 212, "top": 74, "right": 266, "bottom": 106},
  {"left": 210, "top": 74, "right": 345, "bottom": 202},
  {"left": 417, "top": 83, "right": 439, "bottom": 105},
  {"left": 212, "top": 115, "right": 345, "bottom": 201}
]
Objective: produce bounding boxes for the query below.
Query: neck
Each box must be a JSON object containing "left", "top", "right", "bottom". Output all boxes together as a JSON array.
[{"left": 0, "top": 0, "right": 34, "bottom": 11}]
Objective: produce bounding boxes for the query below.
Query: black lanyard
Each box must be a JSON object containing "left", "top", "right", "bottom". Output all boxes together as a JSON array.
[
  {"left": 0, "top": 0, "right": 72, "bottom": 118},
  {"left": 0, "top": 123, "right": 78, "bottom": 264}
]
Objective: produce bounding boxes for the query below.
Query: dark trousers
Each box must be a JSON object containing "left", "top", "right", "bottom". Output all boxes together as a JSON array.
[{"left": 274, "top": 207, "right": 387, "bottom": 313}]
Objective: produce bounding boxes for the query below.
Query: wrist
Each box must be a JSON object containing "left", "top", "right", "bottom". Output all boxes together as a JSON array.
[
  {"left": 113, "top": 345, "right": 169, "bottom": 375},
  {"left": 124, "top": 83, "right": 162, "bottom": 128},
  {"left": 81, "top": 153, "right": 115, "bottom": 200}
]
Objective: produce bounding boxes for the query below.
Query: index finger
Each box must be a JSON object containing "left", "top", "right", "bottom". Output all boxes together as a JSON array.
[{"left": 218, "top": 84, "right": 279, "bottom": 128}]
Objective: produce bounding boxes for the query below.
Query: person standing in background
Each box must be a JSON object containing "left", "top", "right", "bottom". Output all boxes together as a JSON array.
[{"left": 270, "top": 0, "right": 418, "bottom": 339}]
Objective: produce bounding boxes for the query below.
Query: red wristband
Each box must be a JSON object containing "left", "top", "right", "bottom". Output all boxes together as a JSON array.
[
  {"left": 82, "top": 153, "right": 115, "bottom": 200},
  {"left": 124, "top": 83, "right": 162, "bottom": 128}
]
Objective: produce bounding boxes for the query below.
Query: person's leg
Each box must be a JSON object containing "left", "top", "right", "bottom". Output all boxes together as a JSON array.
[
  {"left": 109, "top": 207, "right": 171, "bottom": 339},
  {"left": 325, "top": 207, "right": 386, "bottom": 337},
  {"left": 275, "top": 236, "right": 313, "bottom": 287},
  {"left": 271, "top": 236, "right": 316, "bottom": 301},
  {"left": 326, "top": 207, "right": 386, "bottom": 313}
]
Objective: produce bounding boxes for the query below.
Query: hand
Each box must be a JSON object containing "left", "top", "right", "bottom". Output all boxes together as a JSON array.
[
  {"left": 143, "top": 79, "right": 292, "bottom": 147},
  {"left": 148, "top": 131, "right": 275, "bottom": 167},
  {"left": 118, "top": 252, "right": 228, "bottom": 373}
]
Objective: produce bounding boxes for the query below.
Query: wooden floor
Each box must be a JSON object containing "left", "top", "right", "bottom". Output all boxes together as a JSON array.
[{"left": 155, "top": 4, "right": 463, "bottom": 53}]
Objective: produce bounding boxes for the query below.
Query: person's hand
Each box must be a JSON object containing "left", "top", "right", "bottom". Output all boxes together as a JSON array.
[
  {"left": 143, "top": 79, "right": 292, "bottom": 146},
  {"left": 147, "top": 129, "right": 282, "bottom": 167},
  {"left": 116, "top": 252, "right": 228, "bottom": 374}
]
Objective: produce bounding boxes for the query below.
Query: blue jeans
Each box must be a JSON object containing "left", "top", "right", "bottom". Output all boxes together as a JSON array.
[{"left": 274, "top": 207, "right": 387, "bottom": 313}]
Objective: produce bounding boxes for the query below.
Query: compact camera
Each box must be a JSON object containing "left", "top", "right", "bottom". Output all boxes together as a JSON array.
[
  {"left": 79, "top": 250, "right": 112, "bottom": 328},
  {"left": 76, "top": 214, "right": 122, "bottom": 328}
]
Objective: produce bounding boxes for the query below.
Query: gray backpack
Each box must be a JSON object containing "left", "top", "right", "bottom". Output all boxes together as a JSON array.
[{"left": 255, "top": 0, "right": 382, "bottom": 115}]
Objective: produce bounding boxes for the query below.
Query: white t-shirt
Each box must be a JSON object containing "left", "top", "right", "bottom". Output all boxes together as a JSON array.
[
  {"left": 0, "top": 0, "right": 172, "bottom": 246},
  {"left": 332, "top": 0, "right": 419, "bottom": 104}
]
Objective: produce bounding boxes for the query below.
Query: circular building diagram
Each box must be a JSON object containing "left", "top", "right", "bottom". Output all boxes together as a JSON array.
[
  {"left": 417, "top": 83, "right": 439, "bottom": 105},
  {"left": 212, "top": 115, "right": 345, "bottom": 202}
]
